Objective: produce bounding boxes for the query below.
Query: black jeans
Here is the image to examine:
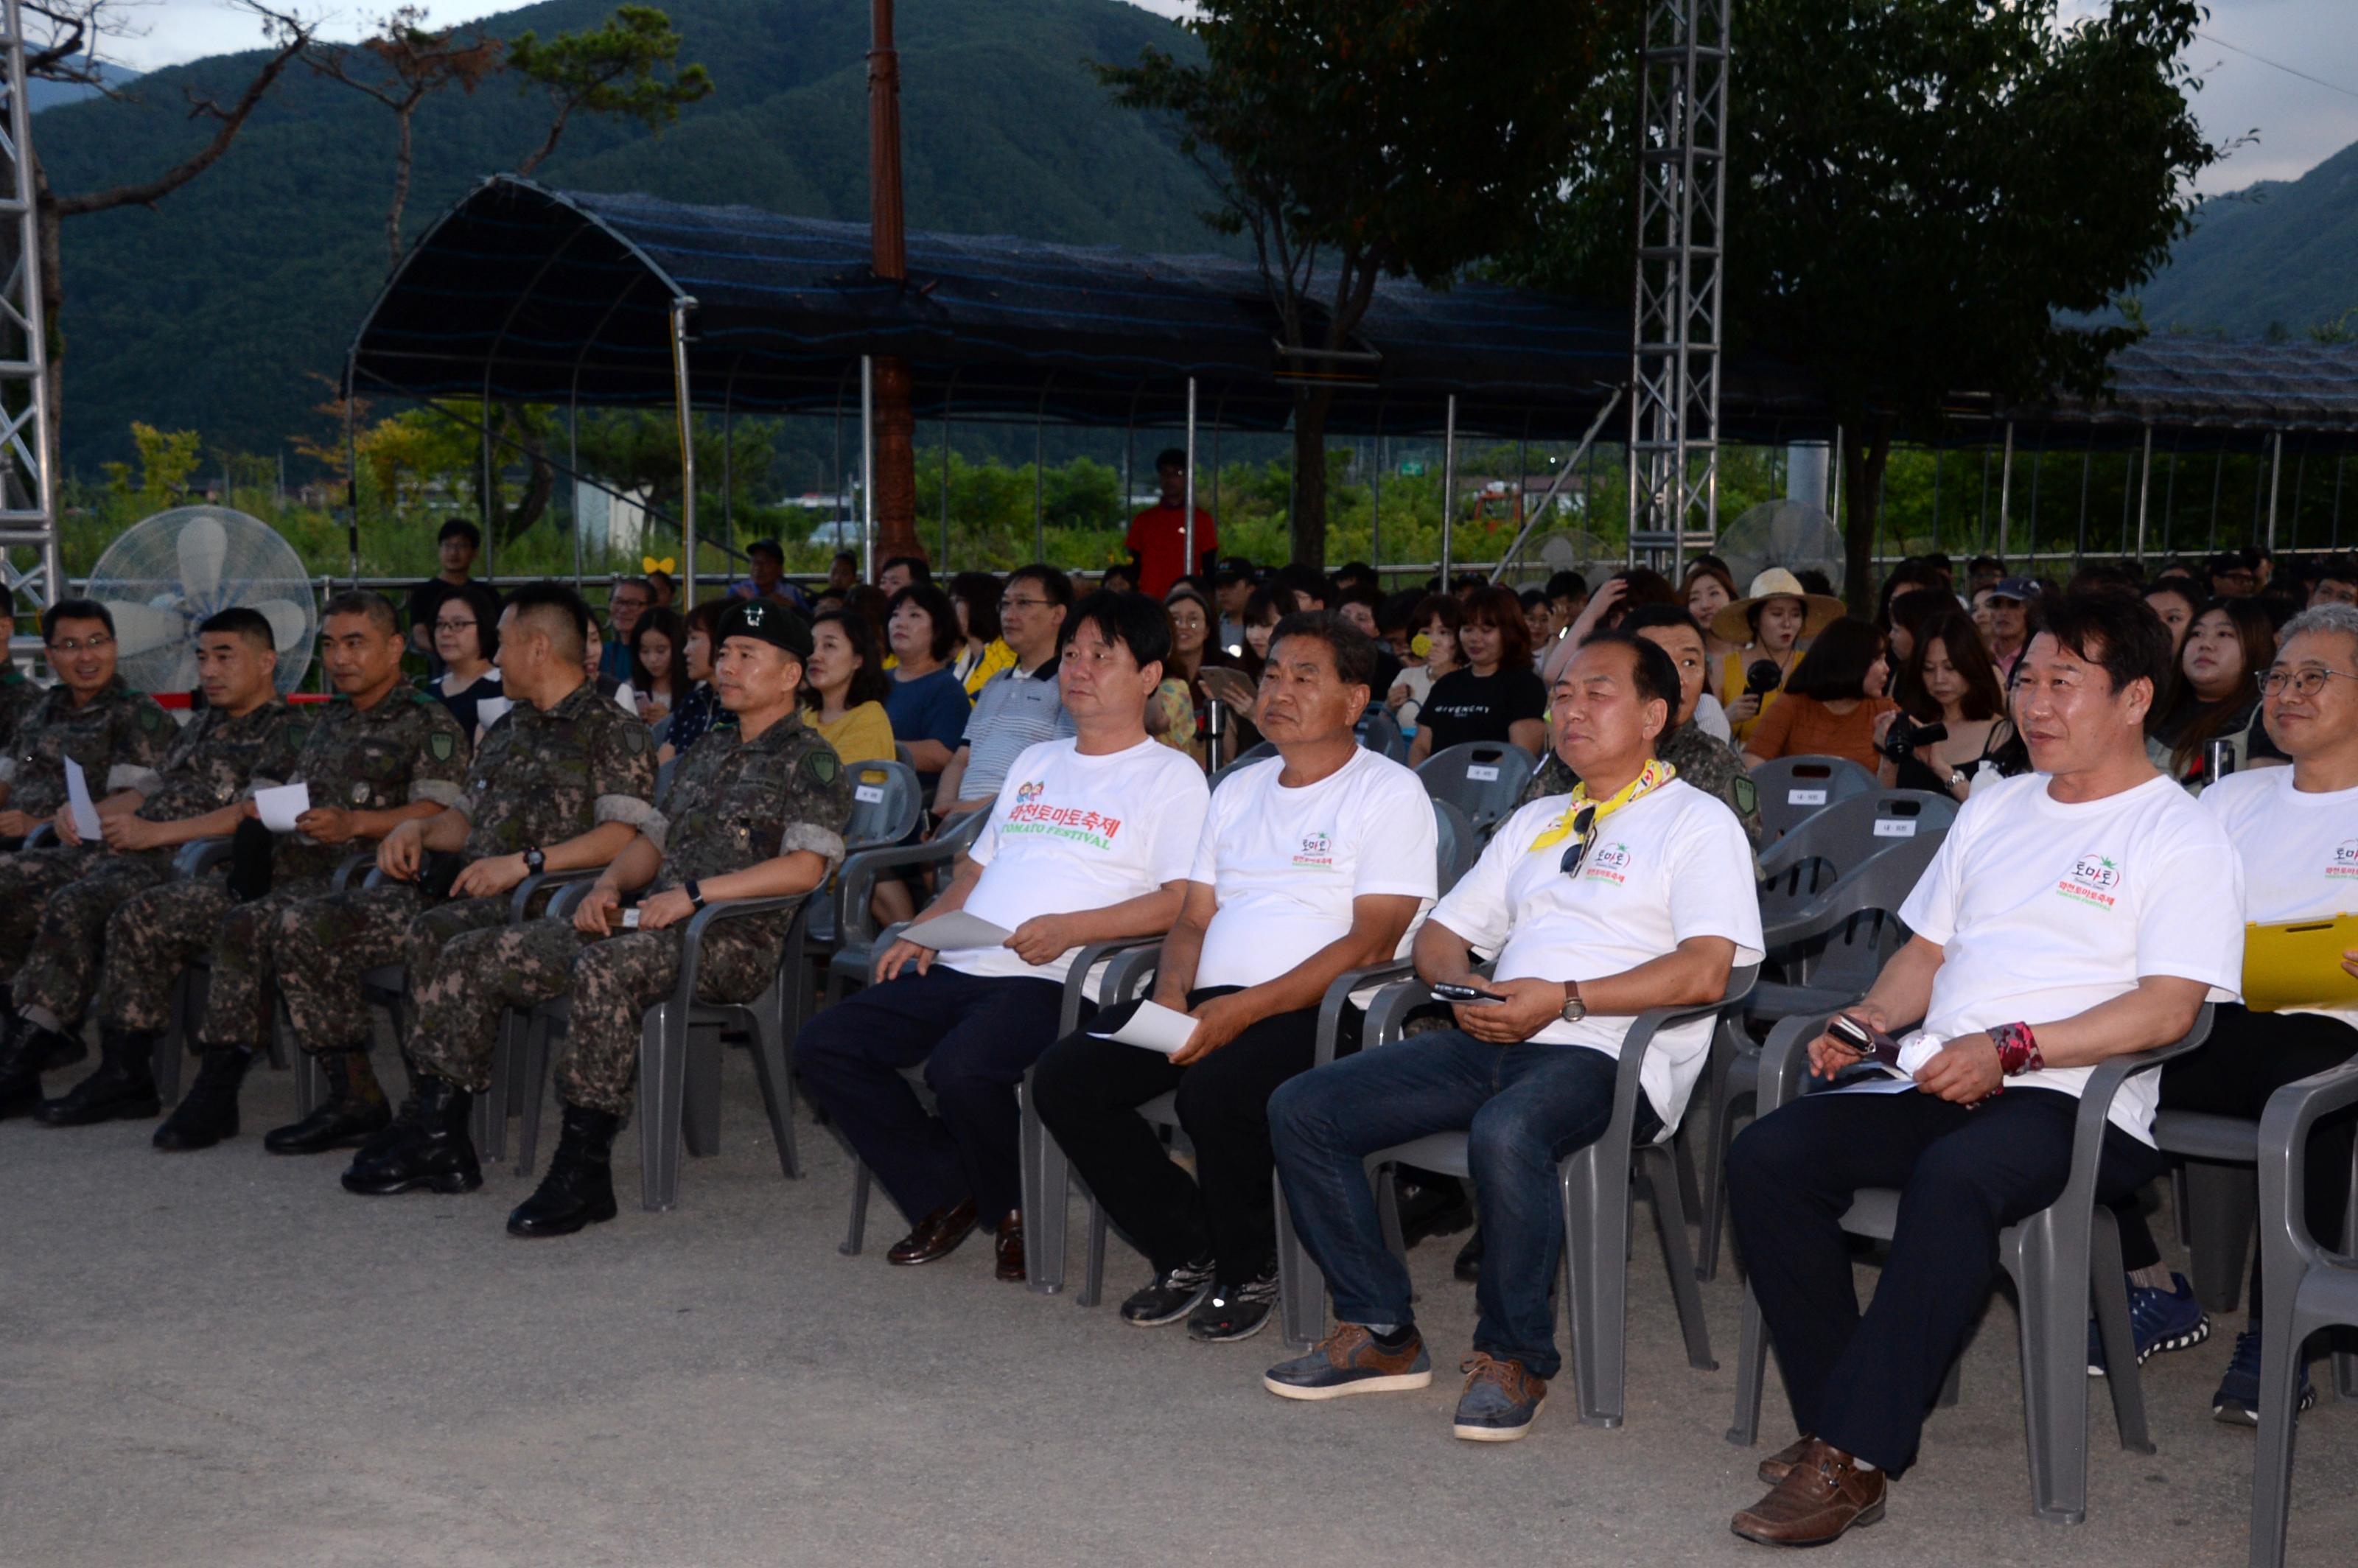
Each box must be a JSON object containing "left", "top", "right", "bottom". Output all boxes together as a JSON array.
[
  {"left": 2113, "top": 1004, "right": 2358, "bottom": 1313},
  {"left": 1030, "top": 987, "right": 1356, "bottom": 1287},
  {"left": 795, "top": 965, "right": 1074, "bottom": 1225},
  {"left": 1729, "top": 1085, "right": 2163, "bottom": 1475}
]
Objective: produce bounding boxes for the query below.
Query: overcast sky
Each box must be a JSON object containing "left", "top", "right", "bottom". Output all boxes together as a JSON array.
[{"left": 91, "top": 0, "right": 2358, "bottom": 195}]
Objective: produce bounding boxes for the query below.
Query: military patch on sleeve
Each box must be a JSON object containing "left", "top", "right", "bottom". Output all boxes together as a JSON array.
[
  {"left": 803, "top": 749, "right": 839, "bottom": 787},
  {"left": 136, "top": 701, "right": 167, "bottom": 735},
  {"left": 1732, "top": 776, "right": 1758, "bottom": 817},
  {"left": 430, "top": 730, "right": 457, "bottom": 763},
  {"left": 620, "top": 723, "right": 649, "bottom": 756}
]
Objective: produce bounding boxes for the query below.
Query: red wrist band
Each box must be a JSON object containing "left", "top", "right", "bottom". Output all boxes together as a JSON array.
[{"left": 1991, "top": 1021, "right": 2043, "bottom": 1077}]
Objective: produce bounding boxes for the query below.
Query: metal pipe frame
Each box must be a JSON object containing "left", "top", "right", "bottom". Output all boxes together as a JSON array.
[
  {"left": 1439, "top": 394, "right": 1458, "bottom": 584},
  {"left": 670, "top": 297, "right": 700, "bottom": 606},
  {"left": 2134, "top": 425, "right": 2153, "bottom": 565},
  {"left": 1183, "top": 377, "right": 1198, "bottom": 581},
  {"left": 860, "top": 354, "right": 877, "bottom": 583}
]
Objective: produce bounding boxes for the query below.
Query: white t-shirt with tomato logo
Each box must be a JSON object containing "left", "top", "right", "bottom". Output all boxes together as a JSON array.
[
  {"left": 1189, "top": 747, "right": 1439, "bottom": 990},
  {"left": 2200, "top": 765, "right": 2358, "bottom": 1032},
  {"left": 1428, "top": 779, "right": 1763, "bottom": 1131},
  {"left": 945, "top": 735, "right": 1211, "bottom": 985},
  {"left": 1898, "top": 771, "right": 2245, "bottom": 1144}
]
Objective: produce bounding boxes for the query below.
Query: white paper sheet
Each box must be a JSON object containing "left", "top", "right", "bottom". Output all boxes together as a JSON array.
[
  {"left": 620, "top": 908, "right": 641, "bottom": 929},
  {"left": 1090, "top": 1000, "right": 1200, "bottom": 1057},
  {"left": 475, "top": 695, "right": 513, "bottom": 732},
  {"left": 254, "top": 782, "right": 310, "bottom": 833},
  {"left": 902, "top": 909, "right": 1014, "bottom": 952},
  {"left": 614, "top": 682, "right": 637, "bottom": 716},
  {"left": 1827, "top": 1076, "right": 1919, "bottom": 1096},
  {"left": 63, "top": 757, "right": 101, "bottom": 840}
]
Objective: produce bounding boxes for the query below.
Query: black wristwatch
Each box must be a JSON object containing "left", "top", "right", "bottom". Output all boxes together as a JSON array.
[
  {"left": 523, "top": 845, "right": 546, "bottom": 872},
  {"left": 685, "top": 879, "right": 705, "bottom": 910}
]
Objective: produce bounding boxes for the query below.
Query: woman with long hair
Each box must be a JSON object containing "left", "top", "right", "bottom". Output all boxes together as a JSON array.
[
  {"left": 1410, "top": 584, "right": 1547, "bottom": 763},
  {"left": 1875, "top": 609, "right": 2009, "bottom": 800},
  {"left": 628, "top": 607, "right": 688, "bottom": 724},
  {"left": 949, "top": 570, "right": 1017, "bottom": 695},
  {"left": 1740, "top": 615, "right": 1897, "bottom": 771},
  {"left": 657, "top": 600, "right": 728, "bottom": 763},
  {"left": 2150, "top": 598, "right": 2275, "bottom": 786},
  {"left": 1710, "top": 568, "right": 1844, "bottom": 746},
  {"left": 427, "top": 580, "right": 503, "bottom": 738},
  {"left": 1159, "top": 585, "right": 1248, "bottom": 766},
  {"left": 802, "top": 607, "right": 897, "bottom": 766},
  {"left": 1685, "top": 559, "right": 1743, "bottom": 662},
  {"left": 882, "top": 584, "right": 972, "bottom": 791}
]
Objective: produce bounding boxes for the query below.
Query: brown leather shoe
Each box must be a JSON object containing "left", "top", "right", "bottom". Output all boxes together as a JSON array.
[
  {"left": 994, "top": 1210, "right": 1026, "bottom": 1281},
  {"left": 1755, "top": 1432, "right": 1817, "bottom": 1485},
  {"left": 886, "top": 1198, "right": 979, "bottom": 1265},
  {"left": 1731, "top": 1438, "right": 1886, "bottom": 1547}
]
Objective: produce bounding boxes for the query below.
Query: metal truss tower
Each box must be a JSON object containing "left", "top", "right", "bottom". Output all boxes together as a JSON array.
[
  {"left": 1626, "top": 0, "right": 1729, "bottom": 570},
  {"left": 0, "top": 0, "right": 57, "bottom": 606}
]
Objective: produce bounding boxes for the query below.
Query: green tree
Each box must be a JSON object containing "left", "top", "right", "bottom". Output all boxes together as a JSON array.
[
  {"left": 1503, "top": 0, "right": 2217, "bottom": 609},
  {"left": 1096, "top": 0, "right": 1633, "bottom": 572},
  {"left": 508, "top": 6, "right": 714, "bottom": 176}
]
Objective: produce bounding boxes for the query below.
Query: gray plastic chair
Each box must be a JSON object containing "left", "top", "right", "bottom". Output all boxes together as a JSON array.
[
  {"left": 1208, "top": 741, "right": 1278, "bottom": 792},
  {"left": 2249, "top": 1062, "right": 2358, "bottom": 1568},
  {"left": 512, "top": 886, "right": 815, "bottom": 1209},
  {"left": 1748, "top": 755, "right": 1881, "bottom": 842},
  {"left": 150, "top": 835, "right": 298, "bottom": 1105},
  {"left": 804, "top": 760, "right": 923, "bottom": 948},
  {"left": 823, "top": 808, "right": 990, "bottom": 1005},
  {"left": 1354, "top": 707, "right": 1407, "bottom": 761},
  {"left": 1332, "top": 964, "right": 1757, "bottom": 1424},
  {"left": 1729, "top": 1004, "right": 2215, "bottom": 1524},
  {"left": 1430, "top": 798, "right": 1479, "bottom": 895},
  {"left": 1415, "top": 742, "right": 1538, "bottom": 839}
]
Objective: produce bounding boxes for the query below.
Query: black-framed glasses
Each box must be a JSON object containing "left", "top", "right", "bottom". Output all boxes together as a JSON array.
[
  {"left": 1558, "top": 804, "right": 1598, "bottom": 878},
  {"left": 2258, "top": 666, "right": 2358, "bottom": 699}
]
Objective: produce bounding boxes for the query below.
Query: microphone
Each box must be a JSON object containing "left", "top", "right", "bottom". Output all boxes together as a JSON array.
[{"left": 1743, "top": 659, "right": 1783, "bottom": 697}]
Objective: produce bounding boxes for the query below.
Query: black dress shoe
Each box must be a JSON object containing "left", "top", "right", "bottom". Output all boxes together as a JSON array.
[
  {"left": 886, "top": 1198, "right": 979, "bottom": 1264},
  {"left": 340, "top": 1076, "right": 481, "bottom": 1195},
  {"left": 507, "top": 1104, "right": 622, "bottom": 1238},
  {"left": 152, "top": 1045, "right": 253, "bottom": 1152},
  {"left": 36, "top": 1029, "right": 161, "bottom": 1127}
]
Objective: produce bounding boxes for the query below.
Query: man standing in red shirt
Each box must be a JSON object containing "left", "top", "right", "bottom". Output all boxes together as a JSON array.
[{"left": 1127, "top": 447, "right": 1219, "bottom": 598}]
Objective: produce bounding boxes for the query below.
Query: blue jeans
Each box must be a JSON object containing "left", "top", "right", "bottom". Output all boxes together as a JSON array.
[{"left": 1269, "top": 1029, "right": 1656, "bottom": 1379}]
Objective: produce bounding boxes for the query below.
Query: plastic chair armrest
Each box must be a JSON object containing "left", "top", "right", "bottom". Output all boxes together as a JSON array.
[
  {"left": 2059, "top": 1004, "right": 2214, "bottom": 1209},
  {"left": 331, "top": 850, "right": 374, "bottom": 892},
  {"left": 1315, "top": 959, "right": 1417, "bottom": 1065},
  {"left": 2258, "top": 1058, "right": 2358, "bottom": 1264},
  {"left": 174, "top": 836, "right": 236, "bottom": 878},
  {"left": 672, "top": 895, "right": 811, "bottom": 1012},
  {"left": 508, "top": 864, "right": 604, "bottom": 923}
]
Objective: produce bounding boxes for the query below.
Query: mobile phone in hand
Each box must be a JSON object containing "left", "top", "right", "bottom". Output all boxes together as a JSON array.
[
  {"left": 1827, "top": 1013, "right": 1901, "bottom": 1068},
  {"left": 1434, "top": 981, "right": 1509, "bottom": 1006}
]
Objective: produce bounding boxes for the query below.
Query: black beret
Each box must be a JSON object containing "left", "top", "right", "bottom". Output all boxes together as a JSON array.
[{"left": 716, "top": 599, "right": 813, "bottom": 659}]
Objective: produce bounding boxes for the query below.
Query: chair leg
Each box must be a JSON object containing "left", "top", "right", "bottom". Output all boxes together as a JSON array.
[
  {"left": 2250, "top": 1296, "right": 2306, "bottom": 1568},
  {"left": 1080, "top": 1187, "right": 1108, "bottom": 1309},
  {"left": 1727, "top": 1284, "right": 1768, "bottom": 1447},
  {"left": 745, "top": 1000, "right": 800, "bottom": 1180},
  {"left": 516, "top": 1014, "right": 554, "bottom": 1177},
  {"left": 682, "top": 1030, "right": 722, "bottom": 1158},
  {"left": 1560, "top": 1147, "right": 1635, "bottom": 1428},
  {"left": 2007, "top": 1217, "right": 2095, "bottom": 1525},
  {"left": 637, "top": 1003, "right": 685, "bottom": 1212},
  {"left": 1021, "top": 1073, "right": 1070, "bottom": 1295},
  {"left": 2089, "top": 1211, "right": 2155, "bottom": 1454},
  {"left": 1937, "top": 1356, "right": 1963, "bottom": 1409},
  {"left": 842, "top": 1163, "right": 870, "bottom": 1256},
  {"left": 1276, "top": 1172, "right": 1325, "bottom": 1351},
  {"left": 1640, "top": 1147, "right": 1716, "bottom": 1371},
  {"left": 1374, "top": 1161, "right": 1407, "bottom": 1270},
  {"left": 152, "top": 1030, "right": 183, "bottom": 1107},
  {"left": 2183, "top": 1160, "right": 2256, "bottom": 1315},
  {"left": 1700, "top": 1067, "right": 1756, "bottom": 1284},
  {"left": 475, "top": 1012, "right": 511, "bottom": 1163}
]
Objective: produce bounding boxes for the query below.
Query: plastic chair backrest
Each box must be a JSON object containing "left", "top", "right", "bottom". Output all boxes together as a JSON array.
[
  {"left": 1416, "top": 742, "right": 1537, "bottom": 839},
  {"left": 1757, "top": 788, "right": 1956, "bottom": 906},
  {"left": 1432, "top": 797, "right": 1479, "bottom": 893},
  {"left": 1749, "top": 754, "right": 1880, "bottom": 841},
  {"left": 1355, "top": 707, "right": 1407, "bottom": 762},
  {"left": 1209, "top": 741, "right": 1278, "bottom": 792},
  {"left": 894, "top": 742, "right": 917, "bottom": 773},
  {"left": 844, "top": 760, "right": 923, "bottom": 852}
]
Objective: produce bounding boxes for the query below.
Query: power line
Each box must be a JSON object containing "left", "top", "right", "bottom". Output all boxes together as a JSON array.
[{"left": 2194, "top": 29, "right": 2358, "bottom": 102}]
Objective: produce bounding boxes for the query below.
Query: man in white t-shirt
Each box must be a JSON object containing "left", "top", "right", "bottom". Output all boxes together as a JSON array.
[
  {"left": 797, "top": 593, "right": 1209, "bottom": 1282},
  {"left": 2101, "top": 601, "right": 2358, "bottom": 1422},
  {"left": 1032, "top": 613, "right": 1435, "bottom": 1343},
  {"left": 1726, "top": 594, "right": 2245, "bottom": 1549},
  {"left": 1262, "top": 632, "right": 1761, "bottom": 1441}
]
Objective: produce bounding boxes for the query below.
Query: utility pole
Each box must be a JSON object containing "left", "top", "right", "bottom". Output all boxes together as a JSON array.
[{"left": 867, "top": 0, "right": 922, "bottom": 568}]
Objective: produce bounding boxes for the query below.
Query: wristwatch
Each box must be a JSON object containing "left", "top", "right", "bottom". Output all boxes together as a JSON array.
[
  {"left": 1560, "top": 980, "right": 1587, "bottom": 1023},
  {"left": 685, "top": 879, "right": 706, "bottom": 910},
  {"left": 523, "top": 845, "right": 546, "bottom": 872}
]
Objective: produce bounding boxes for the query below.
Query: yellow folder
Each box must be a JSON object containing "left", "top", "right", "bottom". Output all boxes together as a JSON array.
[{"left": 2242, "top": 914, "right": 2358, "bottom": 1014}]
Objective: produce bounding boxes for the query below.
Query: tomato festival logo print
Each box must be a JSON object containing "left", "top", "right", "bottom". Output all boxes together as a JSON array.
[
  {"left": 1292, "top": 830, "right": 1335, "bottom": 869},
  {"left": 1583, "top": 841, "right": 1633, "bottom": 885},
  {"left": 1004, "top": 780, "right": 1122, "bottom": 850},
  {"left": 2057, "top": 852, "right": 2123, "bottom": 909},
  {"left": 2331, "top": 839, "right": 2358, "bottom": 881}
]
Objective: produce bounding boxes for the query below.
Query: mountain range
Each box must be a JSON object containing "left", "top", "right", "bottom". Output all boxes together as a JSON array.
[{"left": 2133, "top": 136, "right": 2358, "bottom": 340}]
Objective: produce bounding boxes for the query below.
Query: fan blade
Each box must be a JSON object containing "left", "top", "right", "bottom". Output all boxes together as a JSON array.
[
  {"left": 105, "top": 601, "right": 187, "bottom": 659},
  {"left": 176, "top": 515, "right": 228, "bottom": 605},
  {"left": 251, "top": 598, "right": 312, "bottom": 654}
]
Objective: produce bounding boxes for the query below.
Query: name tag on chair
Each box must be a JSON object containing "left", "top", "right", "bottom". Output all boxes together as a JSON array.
[
  {"left": 1467, "top": 765, "right": 1501, "bottom": 782},
  {"left": 1788, "top": 788, "right": 1827, "bottom": 805},
  {"left": 855, "top": 784, "right": 886, "bottom": 805},
  {"left": 1873, "top": 818, "right": 1916, "bottom": 837}
]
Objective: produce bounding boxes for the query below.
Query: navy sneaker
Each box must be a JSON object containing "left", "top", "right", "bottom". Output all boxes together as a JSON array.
[
  {"left": 1120, "top": 1256, "right": 1215, "bottom": 1327},
  {"left": 1452, "top": 1352, "right": 1547, "bottom": 1441},
  {"left": 1186, "top": 1263, "right": 1281, "bottom": 1343},
  {"left": 2088, "top": 1272, "right": 2211, "bottom": 1376},
  {"left": 2213, "top": 1328, "right": 2317, "bottom": 1427},
  {"left": 1264, "top": 1324, "right": 1432, "bottom": 1400}
]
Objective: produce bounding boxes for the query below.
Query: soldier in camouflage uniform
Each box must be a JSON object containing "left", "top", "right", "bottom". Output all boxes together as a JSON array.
[
  {"left": 1519, "top": 606, "right": 1765, "bottom": 849},
  {"left": 284, "top": 584, "right": 656, "bottom": 1198},
  {"left": 0, "top": 592, "right": 46, "bottom": 760},
  {"left": 91, "top": 592, "right": 470, "bottom": 1152},
  {"left": 391, "top": 600, "right": 849, "bottom": 1233},
  {"left": 0, "top": 600, "right": 175, "bottom": 1114},
  {"left": 23, "top": 611, "right": 315, "bottom": 1127}
]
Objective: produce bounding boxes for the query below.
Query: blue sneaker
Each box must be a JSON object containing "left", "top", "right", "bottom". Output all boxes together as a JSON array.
[
  {"left": 1452, "top": 1352, "right": 1547, "bottom": 1441},
  {"left": 2212, "top": 1328, "right": 2317, "bottom": 1427},
  {"left": 2087, "top": 1272, "right": 2211, "bottom": 1376}
]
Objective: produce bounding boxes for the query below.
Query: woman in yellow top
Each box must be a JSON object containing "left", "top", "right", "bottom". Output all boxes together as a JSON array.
[
  {"left": 803, "top": 608, "right": 898, "bottom": 764},
  {"left": 950, "top": 570, "right": 1020, "bottom": 696},
  {"left": 1710, "top": 567, "right": 1844, "bottom": 746}
]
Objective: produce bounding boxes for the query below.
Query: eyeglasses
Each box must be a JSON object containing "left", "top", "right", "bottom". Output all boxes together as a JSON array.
[
  {"left": 49, "top": 635, "right": 112, "bottom": 654},
  {"left": 1557, "top": 804, "right": 1599, "bottom": 878},
  {"left": 434, "top": 618, "right": 478, "bottom": 632},
  {"left": 2258, "top": 666, "right": 2358, "bottom": 699}
]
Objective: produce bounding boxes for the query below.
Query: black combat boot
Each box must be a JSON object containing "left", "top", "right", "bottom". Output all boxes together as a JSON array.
[
  {"left": 339, "top": 1074, "right": 481, "bottom": 1195},
  {"left": 506, "top": 1104, "right": 623, "bottom": 1238},
  {"left": 346, "top": 1049, "right": 424, "bottom": 1164},
  {"left": 262, "top": 1046, "right": 392, "bottom": 1155},
  {"left": 35, "top": 1027, "right": 161, "bottom": 1127},
  {"left": 0, "top": 1016, "right": 50, "bottom": 1119},
  {"left": 151, "top": 1045, "right": 257, "bottom": 1152}
]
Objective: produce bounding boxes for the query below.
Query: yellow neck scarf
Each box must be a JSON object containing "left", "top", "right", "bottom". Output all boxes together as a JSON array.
[{"left": 1528, "top": 757, "right": 1677, "bottom": 869}]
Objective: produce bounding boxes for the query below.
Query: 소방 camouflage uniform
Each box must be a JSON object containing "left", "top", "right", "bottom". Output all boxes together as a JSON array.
[
  {"left": 1520, "top": 718, "right": 1766, "bottom": 849},
  {"left": 0, "top": 679, "right": 175, "bottom": 962},
  {"left": 272, "top": 680, "right": 658, "bottom": 1056},
  {"left": 95, "top": 690, "right": 470, "bottom": 1047},
  {"left": 410, "top": 709, "right": 851, "bottom": 1116},
  {"left": 12, "top": 699, "right": 312, "bottom": 1033}
]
